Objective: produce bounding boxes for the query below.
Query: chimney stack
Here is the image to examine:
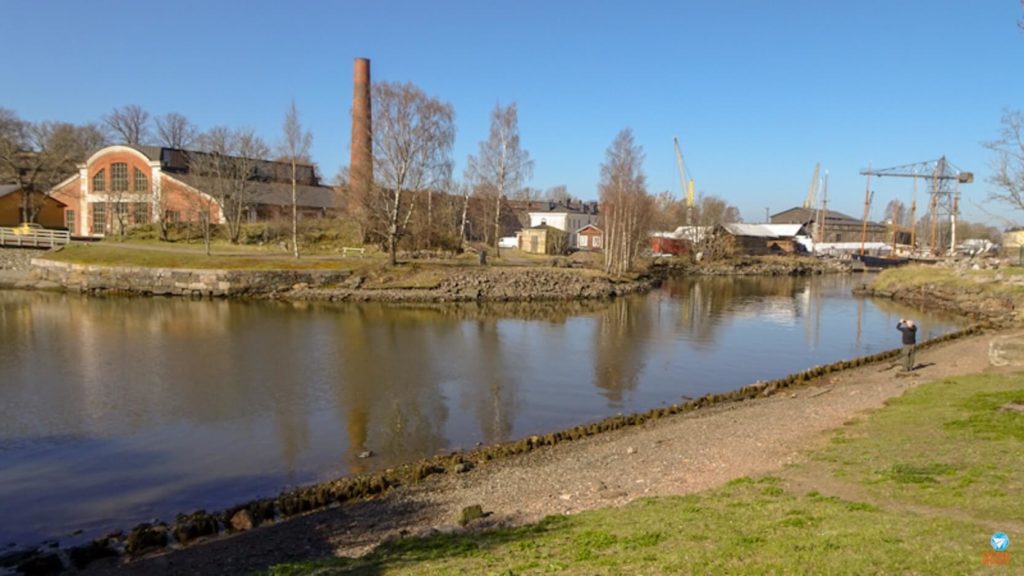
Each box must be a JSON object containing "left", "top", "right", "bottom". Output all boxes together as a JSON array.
[{"left": 349, "top": 57, "right": 372, "bottom": 203}]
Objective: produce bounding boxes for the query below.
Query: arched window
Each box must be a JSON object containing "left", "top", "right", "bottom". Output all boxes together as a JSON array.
[
  {"left": 111, "top": 163, "right": 128, "bottom": 192},
  {"left": 92, "top": 170, "right": 106, "bottom": 192},
  {"left": 134, "top": 167, "right": 148, "bottom": 193}
]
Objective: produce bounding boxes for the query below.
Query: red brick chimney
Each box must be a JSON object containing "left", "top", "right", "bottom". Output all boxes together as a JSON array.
[{"left": 349, "top": 57, "right": 372, "bottom": 203}]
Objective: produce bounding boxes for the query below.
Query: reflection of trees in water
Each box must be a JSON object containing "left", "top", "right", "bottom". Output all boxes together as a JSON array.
[
  {"left": 666, "top": 276, "right": 811, "bottom": 345},
  {"left": 593, "top": 296, "right": 653, "bottom": 406},
  {"left": 462, "top": 318, "right": 517, "bottom": 445},
  {"left": 328, "top": 305, "right": 451, "bottom": 475},
  {"left": 304, "top": 298, "right": 614, "bottom": 324}
]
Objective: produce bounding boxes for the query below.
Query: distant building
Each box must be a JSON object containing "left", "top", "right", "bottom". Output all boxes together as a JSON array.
[
  {"left": 771, "top": 206, "right": 886, "bottom": 244},
  {"left": 649, "top": 226, "right": 710, "bottom": 256},
  {"left": 518, "top": 225, "right": 567, "bottom": 254},
  {"left": 526, "top": 200, "right": 599, "bottom": 248},
  {"left": 575, "top": 224, "right": 603, "bottom": 251},
  {"left": 0, "top": 185, "right": 67, "bottom": 228},
  {"left": 719, "top": 223, "right": 809, "bottom": 255},
  {"left": 50, "top": 145, "right": 336, "bottom": 237}
]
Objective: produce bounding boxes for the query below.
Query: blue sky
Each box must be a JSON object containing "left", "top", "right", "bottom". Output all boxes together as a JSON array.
[{"left": 3, "top": 1, "right": 1022, "bottom": 225}]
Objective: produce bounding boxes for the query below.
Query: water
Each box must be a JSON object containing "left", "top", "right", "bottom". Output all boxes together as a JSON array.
[{"left": 0, "top": 273, "right": 966, "bottom": 545}]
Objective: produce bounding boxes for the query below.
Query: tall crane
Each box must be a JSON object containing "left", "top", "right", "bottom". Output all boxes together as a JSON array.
[
  {"left": 803, "top": 163, "right": 820, "bottom": 210},
  {"left": 859, "top": 157, "right": 972, "bottom": 256},
  {"left": 673, "top": 137, "right": 695, "bottom": 225}
]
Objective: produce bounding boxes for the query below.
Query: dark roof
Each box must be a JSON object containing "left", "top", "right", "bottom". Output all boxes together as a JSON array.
[
  {"left": 124, "top": 146, "right": 320, "bottom": 187},
  {"left": 526, "top": 200, "right": 599, "bottom": 215},
  {"left": 771, "top": 206, "right": 860, "bottom": 223},
  {"left": 174, "top": 174, "right": 336, "bottom": 210},
  {"left": 248, "top": 181, "right": 336, "bottom": 210}
]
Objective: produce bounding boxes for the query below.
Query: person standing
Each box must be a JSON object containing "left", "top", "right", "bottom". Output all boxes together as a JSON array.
[{"left": 897, "top": 319, "right": 917, "bottom": 372}]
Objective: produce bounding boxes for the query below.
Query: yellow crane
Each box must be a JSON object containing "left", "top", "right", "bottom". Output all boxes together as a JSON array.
[
  {"left": 673, "top": 136, "right": 695, "bottom": 225},
  {"left": 803, "top": 163, "right": 820, "bottom": 209}
]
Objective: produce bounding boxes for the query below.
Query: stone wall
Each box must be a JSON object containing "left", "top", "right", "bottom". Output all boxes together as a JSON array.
[
  {"left": 30, "top": 259, "right": 352, "bottom": 297},
  {"left": 0, "top": 248, "right": 38, "bottom": 271}
]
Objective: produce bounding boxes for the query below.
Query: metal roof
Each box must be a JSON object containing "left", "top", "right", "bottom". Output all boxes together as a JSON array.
[{"left": 721, "top": 223, "right": 805, "bottom": 238}]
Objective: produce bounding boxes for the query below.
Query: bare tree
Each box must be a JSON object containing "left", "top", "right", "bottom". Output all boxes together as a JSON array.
[
  {"left": 0, "top": 108, "right": 107, "bottom": 223},
  {"left": 190, "top": 126, "right": 269, "bottom": 245},
  {"left": 985, "top": 110, "right": 1024, "bottom": 222},
  {"left": 544, "top": 185, "right": 569, "bottom": 204},
  {"left": 692, "top": 195, "right": 741, "bottom": 225},
  {"left": 650, "top": 189, "right": 687, "bottom": 231},
  {"left": 104, "top": 105, "right": 151, "bottom": 146},
  {"left": 155, "top": 112, "right": 198, "bottom": 149},
  {"left": 278, "top": 100, "right": 313, "bottom": 259},
  {"left": 599, "top": 128, "right": 652, "bottom": 276},
  {"left": 466, "top": 102, "right": 533, "bottom": 257},
  {"left": 367, "top": 81, "right": 455, "bottom": 265}
]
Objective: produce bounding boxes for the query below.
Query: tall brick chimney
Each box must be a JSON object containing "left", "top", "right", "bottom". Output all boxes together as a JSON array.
[{"left": 349, "top": 57, "right": 372, "bottom": 202}]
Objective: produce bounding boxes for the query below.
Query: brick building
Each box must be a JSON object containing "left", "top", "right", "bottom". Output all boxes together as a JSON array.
[{"left": 50, "top": 145, "right": 336, "bottom": 237}]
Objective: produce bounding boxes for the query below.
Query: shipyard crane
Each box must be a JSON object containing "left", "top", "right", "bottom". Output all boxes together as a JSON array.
[
  {"left": 803, "top": 163, "right": 820, "bottom": 210},
  {"left": 673, "top": 137, "right": 696, "bottom": 225},
  {"left": 859, "top": 157, "right": 972, "bottom": 256}
]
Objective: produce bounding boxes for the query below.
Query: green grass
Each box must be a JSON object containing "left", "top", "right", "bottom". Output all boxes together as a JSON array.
[
  {"left": 816, "top": 373, "right": 1024, "bottom": 523},
  {"left": 268, "top": 372, "right": 1024, "bottom": 575}
]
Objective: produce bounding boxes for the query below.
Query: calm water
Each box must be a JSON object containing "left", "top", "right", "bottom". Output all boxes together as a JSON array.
[{"left": 0, "top": 274, "right": 966, "bottom": 545}]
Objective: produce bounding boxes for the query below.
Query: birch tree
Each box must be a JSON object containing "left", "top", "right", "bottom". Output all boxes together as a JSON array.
[
  {"left": 465, "top": 102, "right": 532, "bottom": 257},
  {"left": 368, "top": 81, "right": 454, "bottom": 265},
  {"left": 598, "top": 128, "right": 652, "bottom": 276},
  {"left": 191, "top": 127, "right": 269, "bottom": 244},
  {"left": 278, "top": 100, "right": 313, "bottom": 259}
]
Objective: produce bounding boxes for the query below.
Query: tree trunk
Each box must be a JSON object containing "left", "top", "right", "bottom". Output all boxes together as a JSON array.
[{"left": 291, "top": 161, "right": 299, "bottom": 259}]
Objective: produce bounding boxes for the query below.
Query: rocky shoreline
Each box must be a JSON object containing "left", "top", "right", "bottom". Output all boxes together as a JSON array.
[{"left": 2, "top": 251, "right": 854, "bottom": 304}]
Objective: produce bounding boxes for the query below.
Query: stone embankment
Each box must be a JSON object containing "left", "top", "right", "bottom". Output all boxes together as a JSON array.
[
  {"left": 22, "top": 259, "right": 658, "bottom": 302},
  {"left": 28, "top": 259, "right": 353, "bottom": 298},
  {"left": 0, "top": 247, "right": 36, "bottom": 271},
  {"left": 293, "top": 268, "right": 657, "bottom": 302}
]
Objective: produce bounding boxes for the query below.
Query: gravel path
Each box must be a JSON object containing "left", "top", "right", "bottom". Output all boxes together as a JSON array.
[{"left": 82, "top": 328, "right": 1017, "bottom": 575}]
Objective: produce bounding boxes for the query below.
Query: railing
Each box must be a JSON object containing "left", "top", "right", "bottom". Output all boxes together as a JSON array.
[{"left": 0, "top": 226, "right": 71, "bottom": 248}]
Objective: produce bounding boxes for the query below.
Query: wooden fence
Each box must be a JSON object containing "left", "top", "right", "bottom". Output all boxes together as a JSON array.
[{"left": 0, "top": 226, "right": 71, "bottom": 248}]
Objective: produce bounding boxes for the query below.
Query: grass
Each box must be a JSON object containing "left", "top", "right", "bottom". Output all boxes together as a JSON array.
[
  {"left": 268, "top": 371, "right": 1024, "bottom": 575},
  {"left": 870, "top": 265, "right": 1024, "bottom": 297},
  {"left": 42, "top": 243, "right": 353, "bottom": 270},
  {"left": 41, "top": 242, "right": 615, "bottom": 282}
]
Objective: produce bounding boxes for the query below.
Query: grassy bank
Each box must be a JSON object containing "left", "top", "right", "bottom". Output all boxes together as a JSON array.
[
  {"left": 270, "top": 371, "right": 1023, "bottom": 575},
  {"left": 870, "top": 264, "right": 1024, "bottom": 298},
  {"left": 41, "top": 242, "right": 587, "bottom": 271}
]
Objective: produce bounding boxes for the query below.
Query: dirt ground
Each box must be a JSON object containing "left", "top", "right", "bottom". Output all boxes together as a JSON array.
[{"left": 82, "top": 327, "right": 1022, "bottom": 575}]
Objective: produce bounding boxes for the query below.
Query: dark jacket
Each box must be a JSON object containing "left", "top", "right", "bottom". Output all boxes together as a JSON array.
[{"left": 897, "top": 321, "right": 917, "bottom": 345}]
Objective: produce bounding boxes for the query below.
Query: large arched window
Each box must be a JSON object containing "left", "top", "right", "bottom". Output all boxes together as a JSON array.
[
  {"left": 134, "top": 167, "right": 148, "bottom": 193},
  {"left": 111, "top": 163, "right": 128, "bottom": 192},
  {"left": 92, "top": 170, "right": 105, "bottom": 192}
]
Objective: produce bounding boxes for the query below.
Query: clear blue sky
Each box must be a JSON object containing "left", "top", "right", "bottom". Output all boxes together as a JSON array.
[{"left": 3, "top": 1, "right": 1022, "bottom": 225}]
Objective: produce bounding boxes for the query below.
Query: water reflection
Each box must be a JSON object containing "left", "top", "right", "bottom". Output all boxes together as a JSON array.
[{"left": 0, "top": 276, "right": 966, "bottom": 544}]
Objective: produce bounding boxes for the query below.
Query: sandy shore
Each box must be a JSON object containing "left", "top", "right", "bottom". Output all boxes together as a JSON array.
[{"left": 77, "top": 326, "right": 1021, "bottom": 575}]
